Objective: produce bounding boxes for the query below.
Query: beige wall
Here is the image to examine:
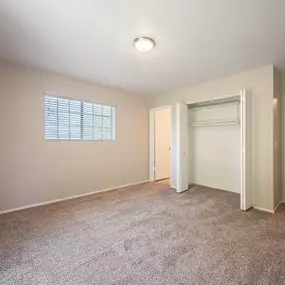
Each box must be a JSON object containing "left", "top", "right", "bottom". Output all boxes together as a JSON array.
[
  {"left": 0, "top": 63, "right": 149, "bottom": 211},
  {"left": 149, "top": 66, "right": 275, "bottom": 211}
]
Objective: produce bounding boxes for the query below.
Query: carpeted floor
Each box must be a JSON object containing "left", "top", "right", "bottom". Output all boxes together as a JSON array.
[{"left": 1, "top": 182, "right": 285, "bottom": 285}]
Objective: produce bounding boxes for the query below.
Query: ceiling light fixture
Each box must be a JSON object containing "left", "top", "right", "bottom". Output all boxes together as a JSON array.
[{"left": 134, "top": 37, "right": 155, "bottom": 52}]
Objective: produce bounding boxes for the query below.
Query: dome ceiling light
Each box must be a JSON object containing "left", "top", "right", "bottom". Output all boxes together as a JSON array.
[{"left": 134, "top": 37, "right": 155, "bottom": 52}]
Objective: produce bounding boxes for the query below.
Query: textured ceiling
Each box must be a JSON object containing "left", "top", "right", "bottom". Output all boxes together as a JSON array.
[{"left": 1, "top": 0, "right": 285, "bottom": 96}]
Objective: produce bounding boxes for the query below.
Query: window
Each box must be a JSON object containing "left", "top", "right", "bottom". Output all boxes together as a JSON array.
[{"left": 45, "top": 94, "right": 115, "bottom": 140}]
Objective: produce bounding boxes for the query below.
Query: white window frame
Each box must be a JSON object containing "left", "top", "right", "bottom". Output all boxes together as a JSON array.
[{"left": 44, "top": 92, "right": 116, "bottom": 141}]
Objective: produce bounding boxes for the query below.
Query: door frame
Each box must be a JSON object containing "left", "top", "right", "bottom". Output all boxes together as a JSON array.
[
  {"left": 176, "top": 102, "right": 189, "bottom": 193},
  {"left": 240, "top": 90, "right": 254, "bottom": 210},
  {"left": 149, "top": 105, "right": 172, "bottom": 182},
  {"left": 182, "top": 91, "right": 253, "bottom": 210}
]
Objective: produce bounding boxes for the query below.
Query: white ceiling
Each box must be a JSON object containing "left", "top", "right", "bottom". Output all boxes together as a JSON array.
[{"left": 1, "top": 0, "right": 285, "bottom": 96}]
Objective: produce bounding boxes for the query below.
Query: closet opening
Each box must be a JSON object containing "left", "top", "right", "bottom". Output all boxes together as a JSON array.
[
  {"left": 174, "top": 90, "right": 254, "bottom": 211},
  {"left": 188, "top": 96, "right": 241, "bottom": 196}
]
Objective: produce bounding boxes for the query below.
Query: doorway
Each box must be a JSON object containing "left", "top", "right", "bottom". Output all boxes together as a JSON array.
[{"left": 149, "top": 107, "right": 171, "bottom": 183}]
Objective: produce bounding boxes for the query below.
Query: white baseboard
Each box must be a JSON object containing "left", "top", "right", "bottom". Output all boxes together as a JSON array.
[
  {"left": 176, "top": 189, "right": 188, "bottom": 194},
  {"left": 253, "top": 206, "right": 274, "bottom": 214},
  {"left": 251, "top": 201, "right": 284, "bottom": 214},
  {"left": 0, "top": 180, "right": 150, "bottom": 215},
  {"left": 274, "top": 201, "right": 284, "bottom": 212}
]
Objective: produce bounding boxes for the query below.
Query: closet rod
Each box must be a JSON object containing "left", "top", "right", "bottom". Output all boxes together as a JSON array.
[
  {"left": 191, "top": 119, "right": 239, "bottom": 127},
  {"left": 189, "top": 101, "right": 240, "bottom": 111}
]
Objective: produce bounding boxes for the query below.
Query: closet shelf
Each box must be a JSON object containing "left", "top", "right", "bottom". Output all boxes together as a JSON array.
[{"left": 191, "top": 119, "right": 239, "bottom": 127}]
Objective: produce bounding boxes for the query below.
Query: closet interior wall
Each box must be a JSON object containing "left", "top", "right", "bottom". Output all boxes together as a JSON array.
[{"left": 188, "top": 99, "right": 241, "bottom": 193}]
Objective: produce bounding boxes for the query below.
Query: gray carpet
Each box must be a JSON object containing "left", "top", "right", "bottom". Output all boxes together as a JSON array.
[{"left": 1, "top": 182, "right": 285, "bottom": 285}]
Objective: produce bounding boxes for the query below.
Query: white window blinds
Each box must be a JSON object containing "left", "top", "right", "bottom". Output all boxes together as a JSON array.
[{"left": 45, "top": 95, "right": 115, "bottom": 140}]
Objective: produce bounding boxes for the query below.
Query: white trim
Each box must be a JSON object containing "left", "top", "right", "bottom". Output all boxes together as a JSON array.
[
  {"left": 176, "top": 102, "right": 189, "bottom": 193},
  {"left": 176, "top": 189, "right": 188, "bottom": 194},
  {"left": 0, "top": 180, "right": 149, "bottom": 215},
  {"left": 251, "top": 201, "right": 283, "bottom": 214},
  {"left": 43, "top": 91, "right": 116, "bottom": 108},
  {"left": 253, "top": 206, "right": 274, "bottom": 214},
  {"left": 193, "top": 183, "right": 240, "bottom": 194},
  {"left": 149, "top": 105, "right": 172, "bottom": 111},
  {"left": 274, "top": 201, "right": 283, "bottom": 212},
  {"left": 240, "top": 90, "right": 255, "bottom": 211}
]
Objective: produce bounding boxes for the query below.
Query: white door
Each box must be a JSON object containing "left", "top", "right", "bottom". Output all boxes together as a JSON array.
[
  {"left": 176, "top": 102, "right": 189, "bottom": 193},
  {"left": 154, "top": 108, "right": 171, "bottom": 180},
  {"left": 240, "top": 90, "right": 254, "bottom": 210}
]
